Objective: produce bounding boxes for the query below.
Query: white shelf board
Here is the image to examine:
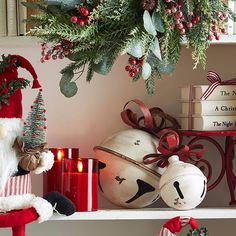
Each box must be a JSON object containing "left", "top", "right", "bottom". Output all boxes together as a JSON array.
[
  {"left": 211, "top": 34, "right": 236, "bottom": 44},
  {"left": 50, "top": 208, "right": 236, "bottom": 221},
  {"left": 1, "top": 35, "right": 236, "bottom": 47}
]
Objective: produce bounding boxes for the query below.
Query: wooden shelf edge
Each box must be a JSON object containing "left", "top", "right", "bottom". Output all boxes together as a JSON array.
[{"left": 50, "top": 208, "right": 236, "bottom": 221}]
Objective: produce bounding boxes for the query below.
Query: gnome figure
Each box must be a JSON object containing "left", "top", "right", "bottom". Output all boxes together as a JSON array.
[
  {"left": 0, "top": 54, "right": 41, "bottom": 189},
  {"left": 0, "top": 55, "right": 75, "bottom": 222}
]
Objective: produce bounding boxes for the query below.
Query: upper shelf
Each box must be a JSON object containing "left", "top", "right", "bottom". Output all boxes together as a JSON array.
[
  {"left": 50, "top": 208, "right": 236, "bottom": 221},
  {"left": 212, "top": 34, "right": 236, "bottom": 44},
  {"left": 1, "top": 35, "right": 236, "bottom": 47}
]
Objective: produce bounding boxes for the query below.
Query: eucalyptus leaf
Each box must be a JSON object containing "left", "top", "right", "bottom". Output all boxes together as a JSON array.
[
  {"left": 157, "top": 59, "right": 176, "bottom": 74},
  {"left": 142, "top": 62, "right": 152, "bottom": 80},
  {"left": 43, "top": 1, "right": 62, "bottom": 6},
  {"left": 143, "top": 10, "right": 156, "bottom": 36},
  {"left": 60, "top": 82, "right": 78, "bottom": 98},
  {"left": 60, "top": 69, "right": 74, "bottom": 86},
  {"left": 150, "top": 38, "right": 162, "bottom": 61},
  {"left": 67, "top": 52, "right": 81, "bottom": 61},
  {"left": 152, "top": 12, "right": 165, "bottom": 33},
  {"left": 93, "top": 56, "right": 113, "bottom": 75},
  {"left": 21, "top": 2, "right": 40, "bottom": 8},
  {"left": 126, "top": 40, "right": 143, "bottom": 58},
  {"left": 47, "top": 5, "right": 62, "bottom": 14},
  {"left": 46, "top": 0, "right": 80, "bottom": 6},
  {"left": 45, "top": 0, "right": 80, "bottom": 10}
]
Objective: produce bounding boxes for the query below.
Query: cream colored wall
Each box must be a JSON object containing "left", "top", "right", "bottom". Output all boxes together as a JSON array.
[{"left": 0, "top": 42, "right": 236, "bottom": 235}]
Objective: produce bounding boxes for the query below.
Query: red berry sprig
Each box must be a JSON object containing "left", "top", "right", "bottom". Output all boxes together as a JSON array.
[
  {"left": 207, "top": 11, "right": 228, "bottom": 41},
  {"left": 70, "top": 6, "right": 91, "bottom": 26},
  {"left": 165, "top": 1, "right": 201, "bottom": 35},
  {"left": 125, "top": 55, "right": 144, "bottom": 78},
  {"left": 40, "top": 40, "right": 73, "bottom": 63}
]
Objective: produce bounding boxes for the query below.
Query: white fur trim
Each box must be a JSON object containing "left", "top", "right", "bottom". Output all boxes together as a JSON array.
[
  {"left": 33, "top": 151, "right": 54, "bottom": 174},
  {"left": 31, "top": 196, "right": 53, "bottom": 223},
  {"left": 0, "top": 194, "right": 53, "bottom": 223},
  {"left": 0, "top": 194, "right": 35, "bottom": 212},
  {"left": 0, "top": 118, "right": 23, "bottom": 190}
]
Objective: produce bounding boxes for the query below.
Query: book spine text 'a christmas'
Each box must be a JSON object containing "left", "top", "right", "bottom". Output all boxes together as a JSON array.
[{"left": 181, "top": 100, "right": 236, "bottom": 116}]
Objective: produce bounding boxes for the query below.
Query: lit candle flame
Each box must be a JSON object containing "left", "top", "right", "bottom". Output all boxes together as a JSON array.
[
  {"left": 57, "top": 150, "right": 63, "bottom": 161},
  {"left": 77, "top": 161, "right": 83, "bottom": 172}
]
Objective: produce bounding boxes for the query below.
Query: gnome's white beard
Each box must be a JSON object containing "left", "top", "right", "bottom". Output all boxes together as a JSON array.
[{"left": 0, "top": 118, "right": 23, "bottom": 191}]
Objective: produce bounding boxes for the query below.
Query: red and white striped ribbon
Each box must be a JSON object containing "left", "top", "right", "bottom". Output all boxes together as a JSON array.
[
  {"left": 180, "top": 217, "right": 190, "bottom": 227},
  {"left": 0, "top": 174, "right": 32, "bottom": 197},
  {"left": 201, "top": 71, "right": 236, "bottom": 100},
  {"left": 159, "top": 227, "right": 175, "bottom": 236}
]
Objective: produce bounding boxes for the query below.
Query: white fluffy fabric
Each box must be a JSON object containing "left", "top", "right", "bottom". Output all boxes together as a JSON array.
[
  {"left": 31, "top": 196, "right": 54, "bottom": 223},
  {"left": 33, "top": 151, "right": 54, "bottom": 175},
  {"left": 0, "top": 118, "right": 23, "bottom": 191},
  {"left": 0, "top": 194, "right": 53, "bottom": 223}
]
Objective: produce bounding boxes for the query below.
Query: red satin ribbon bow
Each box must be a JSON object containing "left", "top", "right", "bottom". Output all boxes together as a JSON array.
[
  {"left": 201, "top": 71, "right": 236, "bottom": 100},
  {"left": 143, "top": 129, "right": 204, "bottom": 168},
  {"left": 121, "top": 99, "right": 155, "bottom": 131},
  {"left": 121, "top": 99, "right": 180, "bottom": 135}
]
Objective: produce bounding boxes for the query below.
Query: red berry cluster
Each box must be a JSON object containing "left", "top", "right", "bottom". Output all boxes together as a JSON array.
[
  {"left": 165, "top": 0, "right": 201, "bottom": 34},
  {"left": 40, "top": 40, "right": 73, "bottom": 63},
  {"left": 125, "top": 55, "right": 144, "bottom": 78},
  {"left": 70, "top": 6, "right": 90, "bottom": 26},
  {"left": 207, "top": 11, "right": 228, "bottom": 41}
]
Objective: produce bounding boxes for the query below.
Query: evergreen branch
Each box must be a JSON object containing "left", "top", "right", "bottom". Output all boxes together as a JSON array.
[
  {"left": 23, "top": 0, "right": 236, "bottom": 97},
  {"left": 145, "top": 76, "right": 155, "bottom": 95}
]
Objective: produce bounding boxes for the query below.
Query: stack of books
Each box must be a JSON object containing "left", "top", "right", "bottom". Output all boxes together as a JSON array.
[
  {"left": 0, "top": 0, "right": 27, "bottom": 37},
  {"left": 179, "top": 85, "right": 236, "bottom": 131}
]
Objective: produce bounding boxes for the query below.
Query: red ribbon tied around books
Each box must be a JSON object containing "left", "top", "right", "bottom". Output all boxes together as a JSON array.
[
  {"left": 201, "top": 71, "right": 236, "bottom": 100},
  {"left": 143, "top": 129, "right": 204, "bottom": 168}
]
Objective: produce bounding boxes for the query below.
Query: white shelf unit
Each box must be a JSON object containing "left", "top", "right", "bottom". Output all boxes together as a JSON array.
[
  {"left": 211, "top": 34, "right": 236, "bottom": 44},
  {"left": 51, "top": 208, "right": 236, "bottom": 221},
  {"left": 1, "top": 35, "right": 236, "bottom": 47}
]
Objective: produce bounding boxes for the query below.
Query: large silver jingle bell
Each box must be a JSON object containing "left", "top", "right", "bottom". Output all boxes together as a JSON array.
[{"left": 94, "top": 128, "right": 163, "bottom": 208}]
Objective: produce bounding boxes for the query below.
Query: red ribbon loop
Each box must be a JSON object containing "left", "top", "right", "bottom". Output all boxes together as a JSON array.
[
  {"left": 143, "top": 129, "right": 204, "bottom": 168},
  {"left": 121, "top": 99, "right": 181, "bottom": 135},
  {"left": 121, "top": 99, "right": 155, "bottom": 130},
  {"left": 201, "top": 71, "right": 236, "bottom": 100}
]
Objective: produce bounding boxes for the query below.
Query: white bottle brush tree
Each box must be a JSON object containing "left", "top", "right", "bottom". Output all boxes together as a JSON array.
[{"left": 23, "top": 89, "right": 47, "bottom": 148}]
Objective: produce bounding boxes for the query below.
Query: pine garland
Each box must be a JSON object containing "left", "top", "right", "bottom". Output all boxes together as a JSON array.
[{"left": 23, "top": 0, "right": 236, "bottom": 97}]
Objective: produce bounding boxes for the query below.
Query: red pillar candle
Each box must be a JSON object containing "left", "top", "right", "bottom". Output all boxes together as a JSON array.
[
  {"left": 62, "top": 158, "right": 98, "bottom": 212},
  {"left": 43, "top": 148, "right": 79, "bottom": 195}
]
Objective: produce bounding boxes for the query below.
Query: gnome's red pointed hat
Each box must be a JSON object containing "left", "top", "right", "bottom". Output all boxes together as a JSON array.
[{"left": 0, "top": 54, "right": 41, "bottom": 119}]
